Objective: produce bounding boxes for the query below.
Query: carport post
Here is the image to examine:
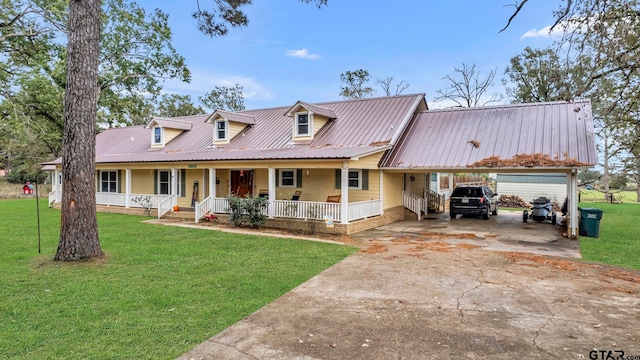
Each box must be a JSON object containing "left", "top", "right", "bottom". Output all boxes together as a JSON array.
[{"left": 568, "top": 170, "right": 579, "bottom": 238}]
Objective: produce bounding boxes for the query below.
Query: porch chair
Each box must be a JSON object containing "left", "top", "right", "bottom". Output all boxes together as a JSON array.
[
  {"left": 291, "top": 190, "right": 302, "bottom": 201},
  {"left": 326, "top": 194, "right": 341, "bottom": 203},
  {"left": 258, "top": 189, "right": 269, "bottom": 198}
]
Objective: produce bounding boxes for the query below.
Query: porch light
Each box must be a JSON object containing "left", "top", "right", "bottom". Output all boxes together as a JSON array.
[{"left": 239, "top": 170, "right": 244, "bottom": 177}]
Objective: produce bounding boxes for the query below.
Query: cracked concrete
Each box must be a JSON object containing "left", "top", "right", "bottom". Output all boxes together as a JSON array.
[{"left": 179, "top": 237, "right": 640, "bottom": 360}]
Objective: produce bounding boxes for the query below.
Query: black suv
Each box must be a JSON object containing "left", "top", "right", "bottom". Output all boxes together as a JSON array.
[{"left": 449, "top": 185, "right": 498, "bottom": 220}]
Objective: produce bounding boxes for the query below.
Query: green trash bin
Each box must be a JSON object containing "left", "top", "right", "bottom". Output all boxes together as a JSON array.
[{"left": 578, "top": 207, "right": 603, "bottom": 238}]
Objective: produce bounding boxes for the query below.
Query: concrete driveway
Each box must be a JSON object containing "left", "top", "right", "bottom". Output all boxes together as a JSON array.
[{"left": 179, "top": 213, "right": 640, "bottom": 359}]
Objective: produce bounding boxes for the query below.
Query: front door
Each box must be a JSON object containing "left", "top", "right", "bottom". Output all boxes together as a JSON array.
[{"left": 231, "top": 170, "right": 253, "bottom": 197}]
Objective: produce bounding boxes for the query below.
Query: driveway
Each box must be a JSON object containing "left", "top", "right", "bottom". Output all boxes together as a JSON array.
[{"left": 179, "top": 213, "right": 640, "bottom": 359}]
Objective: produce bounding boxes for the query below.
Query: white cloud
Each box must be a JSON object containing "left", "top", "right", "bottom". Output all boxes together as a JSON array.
[
  {"left": 285, "top": 48, "right": 320, "bottom": 60},
  {"left": 520, "top": 25, "right": 564, "bottom": 39}
]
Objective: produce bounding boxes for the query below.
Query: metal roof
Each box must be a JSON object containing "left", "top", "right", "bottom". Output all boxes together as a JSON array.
[
  {"left": 46, "top": 94, "right": 425, "bottom": 165},
  {"left": 146, "top": 117, "right": 193, "bottom": 130},
  {"left": 208, "top": 110, "right": 256, "bottom": 125},
  {"left": 381, "top": 100, "right": 598, "bottom": 170},
  {"left": 285, "top": 101, "right": 338, "bottom": 119}
]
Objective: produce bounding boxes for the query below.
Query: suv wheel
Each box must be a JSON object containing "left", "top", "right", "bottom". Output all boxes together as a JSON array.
[
  {"left": 483, "top": 208, "right": 490, "bottom": 220},
  {"left": 492, "top": 204, "right": 498, "bottom": 216},
  {"left": 450, "top": 211, "right": 456, "bottom": 219}
]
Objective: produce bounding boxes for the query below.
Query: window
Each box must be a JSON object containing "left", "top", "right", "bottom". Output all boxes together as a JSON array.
[
  {"left": 100, "top": 171, "right": 117, "bottom": 193},
  {"left": 153, "top": 126, "right": 162, "bottom": 145},
  {"left": 348, "top": 170, "right": 362, "bottom": 189},
  {"left": 279, "top": 169, "right": 296, "bottom": 187},
  {"left": 158, "top": 170, "right": 170, "bottom": 195},
  {"left": 215, "top": 119, "right": 227, "bottom": 141},
  {"left": 295, "top": 113, "right": 310, "bottom": 136}
]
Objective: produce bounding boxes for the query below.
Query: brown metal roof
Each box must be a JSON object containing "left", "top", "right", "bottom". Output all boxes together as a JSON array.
[
  {"left": 285, "top": 101, "right": 338, "bottom": 119},
  {"left": 46, "top": 94, "right": 425, "bottom": 165},
  {"left": 147, "top": 117, "right": 193, "bottom": 130},
  {"left": 208, "top": 110, "right": 256, "bottom": 125},
  {"left": 381, "top": 100, "right": 598, "bottom": 170}
]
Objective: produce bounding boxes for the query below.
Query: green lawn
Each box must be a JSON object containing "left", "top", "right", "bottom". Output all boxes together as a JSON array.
[
  {"left": 578, "top": 202, "right": 640, "bottom": 270},
  {"left": 0, "top": 199, "right": 357, "bottom": 359}
]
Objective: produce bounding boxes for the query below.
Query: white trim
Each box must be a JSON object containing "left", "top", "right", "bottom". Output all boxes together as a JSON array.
[
  {"left": 268, "top": 167, "right": 276, "bottom": 218},
  {"left": 278, "top": 168, "right": 297, "bottom": 188},
  {"left": 341, "top": 163, "right": 349, "bottom": 224},
  {"left": 294, "top": 111, "right": 312, "bottom": 137},
  {"left": 152, "top": 126, "right": 163, "bottom": 146},
  {"left": 347, "top": 169, "right": 362, "bottom": 190},
  {"left": 99, "top": 170, "right": 118, "bottom": 193},
  {"left": 125, "top": 168, "right": 131, "bottom": 207},
  {"left": 214, "top": 119, "right": 228, "bottom": 142}
]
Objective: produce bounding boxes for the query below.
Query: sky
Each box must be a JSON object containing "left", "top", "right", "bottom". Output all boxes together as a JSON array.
[{"left": 135, "top": 1, "right": 563, "bottom": 110}]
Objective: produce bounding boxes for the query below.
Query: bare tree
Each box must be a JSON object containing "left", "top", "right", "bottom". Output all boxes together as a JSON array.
[
  {"left": 434, "top": 63, "right": 503, "bottom": 107},
  {"left": 376, "top": 76, "right": 409, "bottom": 96}
]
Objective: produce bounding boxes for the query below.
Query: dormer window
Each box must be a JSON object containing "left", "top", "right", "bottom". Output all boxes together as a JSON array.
[
  {"left": 296, "top": 112, "right": 310, "bottom": 136},
  {"left": 215, "top": 119, "right": 228, "bottom": 141},
  {"left": 153, "top": 126, "right": 163, "bottom": 145}
]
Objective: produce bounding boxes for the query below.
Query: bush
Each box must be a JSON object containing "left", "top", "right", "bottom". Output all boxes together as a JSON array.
[{"left": 226, "top": 195, "right": 267, "bottom": 228}]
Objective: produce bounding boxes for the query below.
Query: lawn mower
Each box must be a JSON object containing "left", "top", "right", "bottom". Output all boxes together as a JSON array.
[{"left": 523, "top": 197, "right": 557, "bottom": 225}]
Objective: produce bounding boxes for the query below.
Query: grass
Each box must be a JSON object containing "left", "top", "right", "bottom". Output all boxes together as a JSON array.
[
  {"left": 578, "top": 202, "right": 640, "bottom": 271},
  {"left": 0, "top": 179, "right": 51, "bottom": 199},
  {"left": 0, "top": 198, "right": 357, "bottom": 359},
  {"left": 578, "top": 189, "right": 638, "bottom": 203}
]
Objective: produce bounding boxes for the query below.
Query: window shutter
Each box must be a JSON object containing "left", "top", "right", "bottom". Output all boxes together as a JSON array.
[
  {"left": 296, "top": 169, "right": 303, "bottom": 188},
  {"left": 335, "top": 169, "right": 341, "bottom": 189},
  {"left": 180, "top": 169, "right": 186, "bottom": 197},
  {"left": 117, "top": 170, "right": 122, "bottom": 193},
  {"left": 275, "top": 169, "right": 279, "bottom": 187},
  {"left": 96, "top": 170, "right": 100, "bottom": 191},
  {"left": 362, "top": 169, "right": 369, "bottom": 190},
  {"left": 154, "top": 170, "right": 158, "bottom": 194}
]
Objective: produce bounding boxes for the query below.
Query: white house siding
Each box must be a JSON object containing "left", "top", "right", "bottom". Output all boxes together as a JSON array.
[{"left": 496, "top": 174, "right": 567, "bottom": 204}]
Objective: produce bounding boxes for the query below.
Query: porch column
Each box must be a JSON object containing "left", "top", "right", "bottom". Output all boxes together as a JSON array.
[
  {"left": 568, "top": 170, "right": 579, "bottom": 238},
  {"left": 379, "top": 171, "right": 384, "bottom": 215},
  {"left": 341, "top": 163, "right": 349, "bottom": 224},
  {"left": 53, "top": 168, "right": 59, "bottom": 199},
  {"left": 268, "top": 167, "right": 276, "bottom": 218},
  {"left": 209, "top": 168, "right": 216, "bottom": 198},
  {"left": 171, "top": 168, "right": 177, "bottom": 196},
  {"left": 125, "top": 168, "right": 131, "bottom": 208}
]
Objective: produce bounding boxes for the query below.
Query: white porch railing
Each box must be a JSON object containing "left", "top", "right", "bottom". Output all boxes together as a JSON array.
[
  {"left": 348, "top": 199, "right": 382, "bottom": 221},
  {"left": 48, "top": 191, "right": 56, "bottom": 207},
  {"left": 96, "top": 192, "right": 126, "bottom": 207},
  {"left": 157, "top": 194, "right": 177, "bottom": 219},
  {"left": 128, "top": 194, "right": 171, "bottom": 209},
  {"left": 271, "top": 200, "right": 342, "bottom": 222},
  {"left": 195, "top": 196, "right": 231, "bottom": 221},
  {"left": 403, "top": 191, "right": 423, "bottom": 220}
]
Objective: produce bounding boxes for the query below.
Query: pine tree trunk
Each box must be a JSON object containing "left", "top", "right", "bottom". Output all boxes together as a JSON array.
[{"left": 54, "top": 0, "right": 103, "bottom": 261}]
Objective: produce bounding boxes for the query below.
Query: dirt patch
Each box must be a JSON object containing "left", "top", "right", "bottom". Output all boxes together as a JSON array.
[
  {"left": 419, "top": 232, "right": 483, "bottom": 240},
  {"left": 456, "top": 243, "right": 482, "bottom": 250},
  {"left": 359, "top": 243, "right": 388, "bottom": 254},
  {"left": 602, "top": 268, "right": 640, "bottom": 283},
  {"left": 406, "top": 241, "right": 453, "bottom": 253},
  {"left": 502, "top": 252, "right": 589, "bottom": 271}
]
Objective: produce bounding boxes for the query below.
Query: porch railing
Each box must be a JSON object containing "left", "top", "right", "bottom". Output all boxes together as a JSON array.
[
  {"left": 128, "top": 194, "right": 172, "bottom": 209},
  {"left": 425, "top": 189, "right": 446, "bottom": 213},
  {"left": 48, "top": 191, "right": 56, "bottom": 207},
  {"left": 157, "top": 194, "right": 177, "bottom": 219},
  {"left": 195, "top": 196, "right": 230, "bottom": 221},
  {"left": 271, "top": 200, "right": 342, "bottom": 222},
  {"left": 96, "top": 192, "right": 126, "bottom": 207},
  {"left": 403, "top": 191, "right": 423, "bottom": 220},
  {"left": 348, "top": 199, "right": 382, "bottom": 221}
]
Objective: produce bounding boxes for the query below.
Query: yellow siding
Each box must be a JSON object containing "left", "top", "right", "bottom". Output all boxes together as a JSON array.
[
  {"left": 229, "top": 122, "right": 246, "bottom": 139},
  {"left": 408, "top": 172, "right": 424, "bottom": 196},
  {"left": 275, "top": 168, "right": 336, "bottom": 202},
  {"left": 383, "top": 172, "right": 404, "bottom": 209},
  {"left": 164, "top": 128, "right": 183, "bottom": 144},
  {"left": 216, "top": 170, "right": 230, "bottom": 197},
  {"left": 348, "top": 152, "right": 384, "bottom": 169},
  {"left": 131, "top": 169, "right": 154, "bottom": 194},
  {"left": 253, "top": 168, "right": 268, "bottom": 195},
  {"left": 348, "top": 169, "right": 380, "bottom": 202},
  {"left": 313, "top": 115, "right": 329, "bottom": 134}
]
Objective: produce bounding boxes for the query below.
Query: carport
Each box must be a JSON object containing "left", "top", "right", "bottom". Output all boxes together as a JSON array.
[{"left": 380, "top": 100, "right": 598, "bottom": 238}]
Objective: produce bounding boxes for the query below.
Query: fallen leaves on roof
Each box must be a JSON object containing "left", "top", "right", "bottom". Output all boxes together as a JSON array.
[{"left": 468, "top": 153, "right": 590, "bottom": 168}]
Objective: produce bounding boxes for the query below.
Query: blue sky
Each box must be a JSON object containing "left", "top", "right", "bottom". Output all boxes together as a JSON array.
[{"left": 137, "top": 1, "right": 561, "bottom": 110}]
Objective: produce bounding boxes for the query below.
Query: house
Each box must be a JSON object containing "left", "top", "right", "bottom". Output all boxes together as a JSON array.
[
  {"left": 496, "top": 173, "right": 568, "bottom": 204},
  {"left": 46, "top": 94, "right": 598, "bottom": 237}
]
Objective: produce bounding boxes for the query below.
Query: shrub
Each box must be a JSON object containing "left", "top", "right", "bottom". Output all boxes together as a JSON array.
[{"left": 226, "top": 195, "right": 267, "bottom": 228}]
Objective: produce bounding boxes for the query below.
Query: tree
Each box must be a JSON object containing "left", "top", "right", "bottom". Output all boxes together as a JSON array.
[
  {"left": 48, "top": 0, "right": 330, "bottom": 261},
  {"left": 200, "top": 84, "right": 245, "bottom": 111},
  {"left": 54, "top": 0, "right": 103, "bottom": 261},
  {"left": 376, "top": 76, "right": 409, "bottom": 96},
  {"left": 434, "top": 63, "right": 503, "bottom": 107},
  {"left": 578, "top": 169, "right": 601, "bottom": 184},
  {"left": 339, "top": 69, "right": 375, "bottom": 99},
  {"left": 155, "top": 94, "right": 205, "bottom": 117}
]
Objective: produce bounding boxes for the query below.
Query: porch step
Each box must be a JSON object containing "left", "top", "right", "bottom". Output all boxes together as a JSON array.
[{"left": 161, "top": 211, "right": 196, "bottom": 221}]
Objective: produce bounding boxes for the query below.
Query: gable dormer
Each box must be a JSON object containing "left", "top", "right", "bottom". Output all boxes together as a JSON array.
[
  {"left": 146, "top": 117, "right": 193, "bottom": 148},
  {"left": 206, "top": 110, "right": 255, "bottom": 145},
  {"left": 284, "top": 101, "right": 337, "bottom": 141}
]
